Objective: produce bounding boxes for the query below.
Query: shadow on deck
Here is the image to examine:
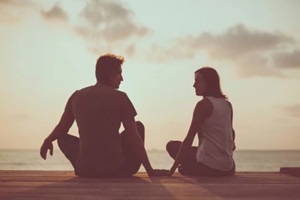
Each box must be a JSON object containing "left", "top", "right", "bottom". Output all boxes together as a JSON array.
[{"left": 0, "top": 170, "right": 300, "bottom": 200}]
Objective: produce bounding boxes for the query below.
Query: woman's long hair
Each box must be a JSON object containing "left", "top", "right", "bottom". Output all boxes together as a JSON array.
[{"left": 195, "top": 67, "right": 227, "bottom": 99}]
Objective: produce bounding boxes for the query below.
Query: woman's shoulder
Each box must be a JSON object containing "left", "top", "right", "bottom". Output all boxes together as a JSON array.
[
  {"left": 206, "top": 96, "right": 232, "bottom": 105},
  {"left": 195, "top": 97, "right": 213, "bottom": 115},
  {"left": 197, "top": 97, "right": 211, "bottom": 105},
  {"left": 201, "top": 97, "right": 233, "bottom": 111}
]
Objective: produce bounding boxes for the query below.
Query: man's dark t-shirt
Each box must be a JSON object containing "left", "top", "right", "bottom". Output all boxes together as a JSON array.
[{"left": 64, "top": 83, "right": 137, "bottom": 176}]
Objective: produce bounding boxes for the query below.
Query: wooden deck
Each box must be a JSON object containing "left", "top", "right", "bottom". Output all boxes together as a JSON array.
[{"left": 0, "top": 170, "right": 299, "bottom": 200}]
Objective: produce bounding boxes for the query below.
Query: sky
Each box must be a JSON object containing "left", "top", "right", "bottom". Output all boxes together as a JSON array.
[{"left": 1, "top": 0, "right": 300, "bottom": 150}]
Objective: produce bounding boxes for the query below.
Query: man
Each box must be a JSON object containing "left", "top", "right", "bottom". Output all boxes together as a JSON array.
[{"left": 40, "top": 53, "right": 165, "bottom": 177}]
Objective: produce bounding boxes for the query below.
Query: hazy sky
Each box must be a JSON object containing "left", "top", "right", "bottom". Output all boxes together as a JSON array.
[{"left": 1, "top": 0, "right": 300, "bottom": 150}]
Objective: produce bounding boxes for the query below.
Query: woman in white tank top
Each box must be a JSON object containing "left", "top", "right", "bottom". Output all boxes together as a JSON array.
[{"left": 166, "top": 67, "right": 236, "bottom": 176}]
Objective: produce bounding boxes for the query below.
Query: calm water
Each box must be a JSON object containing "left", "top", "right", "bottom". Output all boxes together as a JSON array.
[{"left": 0, "top": 149, "right": 299, "bottom": 172}]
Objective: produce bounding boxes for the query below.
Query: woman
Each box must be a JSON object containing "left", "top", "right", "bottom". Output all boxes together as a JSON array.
[{"left": 166, "top": 67, "right": 236, "bottom": 176}]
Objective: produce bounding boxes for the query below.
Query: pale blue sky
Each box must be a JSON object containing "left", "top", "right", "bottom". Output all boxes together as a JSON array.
[{"left": 1, "top": 0, "right": 300, "bottom": 150}]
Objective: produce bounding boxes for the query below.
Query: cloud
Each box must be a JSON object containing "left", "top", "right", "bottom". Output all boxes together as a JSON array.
[
  {"left": 236, "top": 54, "right": 284, "bottom": 78},
  {"left": 40, "top": 4, "right": 68, "bottom": 22},
  {"left": 0, "top": 0, "right": 33, "bottom": 7},
  {"left": 175, "top": 24, "right": 294, "bottom": 60},
  {"left": 148, "top": 43, "right": 195, "bottom": 62},
  {"left": 148, "top": 24, "right": 299, "bottom": 78},
  {"left": 80, "top": 0, "right": 132, "bottom": 27},
  {"left": 0, "top": 0, "right": 37, "bottom": 24},
  {"left": 77, "top": 0, "right": 150, "bottom": 42},
  {"left": 125, "top": 43, "right": 136, "bottom": 57},
  {"left": 37, "top": 0, "right": 149, "bottom": 56},
  {"left": 283, "top": 104, "right": 300, "bottom": 118},
  {"left": 273, "top": 50, "right": 300, "bottom": 69},
  {"left": 72, "top": 0, "right": 150, "bottom": 56},
  {"left": 152, "top": 24, "right": 295, "bottom": 60}
]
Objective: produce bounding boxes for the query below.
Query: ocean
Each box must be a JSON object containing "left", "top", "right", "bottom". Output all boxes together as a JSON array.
[{"left": 0, "top": 149, "right": 299, "bottom": 172}]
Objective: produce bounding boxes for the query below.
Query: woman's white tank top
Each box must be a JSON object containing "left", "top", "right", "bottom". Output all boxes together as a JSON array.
[{"left": 196, "top": 97, "right": 234, "bottom": 171}]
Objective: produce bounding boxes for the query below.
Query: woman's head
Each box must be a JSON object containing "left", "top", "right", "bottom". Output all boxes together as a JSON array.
[{"left": 193, "top": 67, "right": 227, "bottom": 99}]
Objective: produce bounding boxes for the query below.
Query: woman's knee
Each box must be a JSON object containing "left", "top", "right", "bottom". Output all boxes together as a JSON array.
[
  {"left": 136, "top": 121, "right": 144, "bottom": 133},
  {"left": 166, "top": 141, "right": 182, "bottom": 155},
  {"left": 136, "top": 121, "right": 145, "bottom": 140}
]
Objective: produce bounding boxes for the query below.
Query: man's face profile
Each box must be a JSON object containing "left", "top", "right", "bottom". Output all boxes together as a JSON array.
[{"left": 108, "top": 66, "right": 123, "bottom": 89}]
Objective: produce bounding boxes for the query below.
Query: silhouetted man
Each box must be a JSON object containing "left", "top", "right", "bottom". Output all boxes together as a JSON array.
[{"left": 40, "top": 53, "right": 165, "bottom": 177}]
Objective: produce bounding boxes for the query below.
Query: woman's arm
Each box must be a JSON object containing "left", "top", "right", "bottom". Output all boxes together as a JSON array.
[{"left": 168, "top": 98, "right": 213, "bottom": 175}]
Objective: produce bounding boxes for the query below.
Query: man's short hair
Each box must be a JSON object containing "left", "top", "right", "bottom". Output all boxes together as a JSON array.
[{"left": 95, "top": 53, "right": 124, "bottom": 84}]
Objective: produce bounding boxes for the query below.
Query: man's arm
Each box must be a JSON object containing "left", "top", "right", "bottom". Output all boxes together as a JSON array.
[
  {"left": 122, "top": 117, "right": 154, "bottom": 175},
  {"left": 40, "top": 110, "right": 74, "bottom": 159},
  {"left": 122, "top": 117, "right": 169, "bottom": 176}
]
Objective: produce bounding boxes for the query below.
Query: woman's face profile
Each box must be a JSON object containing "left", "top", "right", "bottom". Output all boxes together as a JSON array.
[{"left": 193, "top": 72, "right": 206, "bottom": 96}]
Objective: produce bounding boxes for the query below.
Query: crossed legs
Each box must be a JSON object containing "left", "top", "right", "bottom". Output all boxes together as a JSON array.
[
  {"left": 166, "top": 140, "right": 235, "bottom": 176},
  {"left": 57, "top": 121, "right": 145, "bottom": 177},
  {"left": 119, "top": 121, "right": 145, "bottom": 176}
]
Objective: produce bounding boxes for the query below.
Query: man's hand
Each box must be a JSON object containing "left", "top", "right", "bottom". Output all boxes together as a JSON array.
[
  {"left": 148, "top": 169, "right": 171, "bottom": 176},
  {"left": 233, "top": 143, "right": 236, "bottom": 151},
  {"left": 40, "top": 139, "right": 53, "bottom": 160}
]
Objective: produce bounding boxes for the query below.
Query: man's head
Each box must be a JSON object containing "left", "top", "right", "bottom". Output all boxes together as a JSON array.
[{"left": 95, "top": 53, "right": 124, "bottom": 89}]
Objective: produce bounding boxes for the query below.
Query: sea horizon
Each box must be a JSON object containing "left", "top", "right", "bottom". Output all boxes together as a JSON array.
[
  {"left": 1, "top": 148, "right": 300, "bottom": 151},
  {"left": 0, "top": 149, "right": 299, "bottom": 172}
]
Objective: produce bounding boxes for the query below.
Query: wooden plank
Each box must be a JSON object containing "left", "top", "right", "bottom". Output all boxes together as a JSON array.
[
  {"left": 280, "top": 167, "right": 300, "bottom": 177},
  {"left": 0, "top": 171, "right": 300, "bottom": 200}
]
